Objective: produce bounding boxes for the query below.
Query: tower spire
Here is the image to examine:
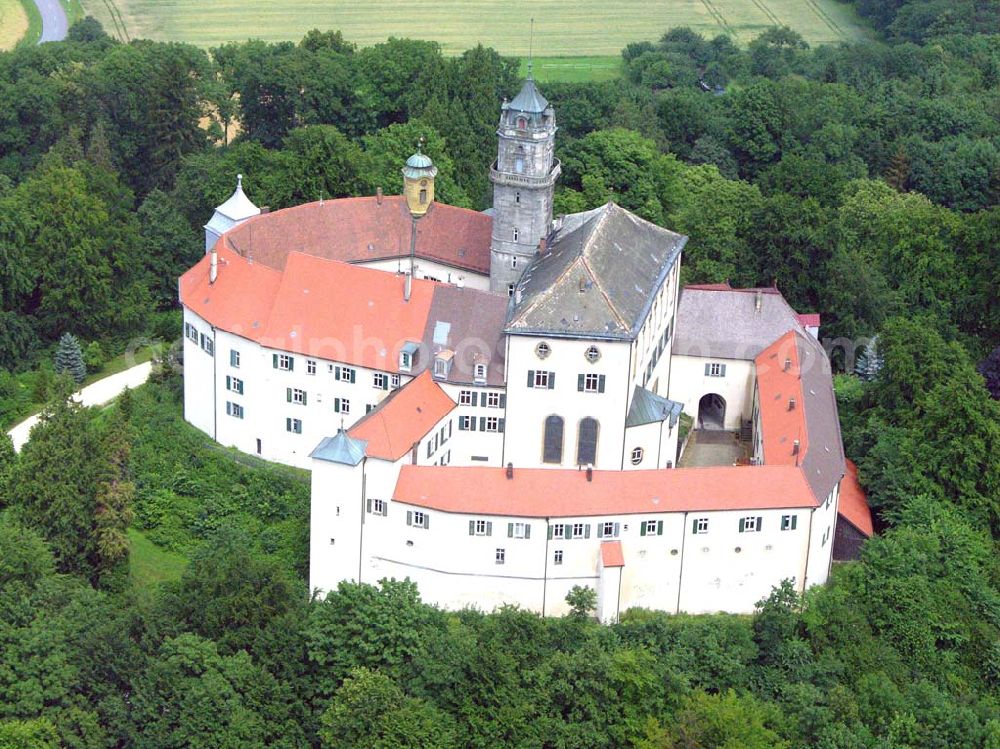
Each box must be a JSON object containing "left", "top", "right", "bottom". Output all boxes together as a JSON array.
[{"left": 527, "top": 18, "right": 534, "bottom": 78}]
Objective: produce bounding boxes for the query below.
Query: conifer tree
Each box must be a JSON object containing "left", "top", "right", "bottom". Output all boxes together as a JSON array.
[
  {"left": 0, "top": 432, "right": 15, "bottom": 508},
  {"left": 54, "top": 333, "right": 87, "bottom": 383},
  {"left": 94, "top": 396, "right": 135, "bottom": 574},
  {"left": 855, "top": 335, "right": 883, "bottom": 382}
]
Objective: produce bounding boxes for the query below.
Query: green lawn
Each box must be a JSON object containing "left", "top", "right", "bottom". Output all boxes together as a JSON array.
[
  {"left": 79, "top": 0, "right": 869, "bottom": 56},
  {"left": 519, "top": 56, "right": 622, "bottom": 83},
  {"left": 128, "top": 527, "right": 188, "bottom": 589}
]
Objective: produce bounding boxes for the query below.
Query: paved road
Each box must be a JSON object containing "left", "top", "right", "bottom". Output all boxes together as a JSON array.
[
  {"left": 7, "top": 361, "right": 153, "bottom": 452},
  {"left": 35, "top": 0, "right": 68, "bottom": 43}
]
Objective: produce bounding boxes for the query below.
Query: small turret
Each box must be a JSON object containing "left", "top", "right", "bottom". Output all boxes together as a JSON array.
[
  {"left": 402, "top": 141, "right": 438, "bottom": 218},
  {"left": 204, "top": 174, "right": 260, "bottom": 252}
]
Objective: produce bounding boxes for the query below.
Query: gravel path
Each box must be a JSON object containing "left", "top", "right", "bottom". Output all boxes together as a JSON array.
[{"left": 35, "top": 0, "right": 68, "bottom": 43}]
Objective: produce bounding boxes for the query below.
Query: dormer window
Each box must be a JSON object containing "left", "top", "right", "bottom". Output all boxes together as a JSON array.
[
  {"left": 399, "top": 341, "right": 419, "bottom": 373},
  {"left": 433, "top": 350, "right": 454, "bottom": 380},
  {"left": 473, "top": 357, "right": 488, "bottom": 385}
]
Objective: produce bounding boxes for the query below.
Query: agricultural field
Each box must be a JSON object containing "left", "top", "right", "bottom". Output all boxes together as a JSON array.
[
  {"left": 0, "top": 0, "right": 28, "bottom": 50},
  {"left": 79, "top": 0, "right": 869, "bottom": 61}
]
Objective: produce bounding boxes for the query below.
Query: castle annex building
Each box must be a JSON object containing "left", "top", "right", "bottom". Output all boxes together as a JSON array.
[{"left": 180, "top": 76, "right": 871, "bottom": 620}]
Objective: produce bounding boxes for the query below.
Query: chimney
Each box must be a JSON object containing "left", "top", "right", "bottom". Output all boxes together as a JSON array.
[
  {"left": 784, "top": 357, "right": 792, "bottom": 371},
  {"left": 792, "top": 439, "right": 800, "bottom": 456},
  {"left": 579, "top": 277, "right": 587, "bottom": 293},
  {"left": 586, "top": 465, "right": 593, "bottom": 482},
  {"left": 404, "top": 272, "right": 412, "bottom": 302},
  {"left": 755, "top": 290, "right": 763, "bottom": 314},
  {"left": 788, "top": 397, "right": 796, "bottom": 411},
  {"left": 209, "top": 250, "right": 218, "bottom": 284},
  {"left": 506, "top": 462, "right": 514, "bottom": 480},
  {"left": 538, "top": 237, "right": 547, "bottom": 254},
  {"left": 376, "top": 187, "right": 383, "bottom": 205},
  {"left": 456, "top": 276, "right": 465, "bottom": 289},
  {"left": 260, "top": 206, "right": 270, "bottom": 214}
]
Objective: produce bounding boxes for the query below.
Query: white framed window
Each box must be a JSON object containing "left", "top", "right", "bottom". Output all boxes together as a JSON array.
[
  {"left": 275, "top": 354, "right": 293, "bottom": 371},
  {"left": 200, "top": 334, "right": 214, "bottom": 356},
  {"left": 483, "top": 417, "right": 503, "bottom": 433},
  {"left": 226, "top": 376, "right": 244, "bottom": 395},
  {"left": 474, "top": 363, "right": 487, "bottom": 384},
  {"left": 471, "top": 519, "right": 491, "bottom": 536},
  {"left": 739, "top": 516, "right": 762, "bottom": 533},
  {"left": 185, "top": 323, "right": 199, "bottom": 343},
  {"left": 459, "top": 390, "right": 473, "bottom": 406},
  {"left": 391, "top": 374, "right": 401, "bottom": 389},
  {"left": 458, "top": 415, "right": 474, "bottom": 431},
  {"left": 407, "top": 510, "right": 429, "bottom": 529},
  {"left": 781, "top": 514, "right": 798, "bottom": 531},
  {"left": 399, "top": 351, "right": 413, "bottom": 371},
  {"left": 486, "top": 392, "right": 500, "bottom": 408},
  {"left": 433, "top": 358, "right": 449, "bottom": 378},
  {"left": 600, "top": 521, "right": 618, "bottom": 538},
  {"left": 706, "top": 362, "right": 726, "bottom": 377},
  {"left": 334, "top": 398, "right": 350, "bottom": 414},
  {"left": 286, "top": 418, "right": 302, "bottom": 434},
  {"left": 583, "top": 373, "right": 600, "bottom": 392},
  {"left": 289, "top": 388, "right": 306, "bottom": 405},
  {"left": 530, "top": 370, "right": 552, "bottom": 389},
  {"left": 307, "top": 359, "right": 317, "bottom": 375},
  {"left": 495, "top": 548, "right": 506, "bottom": 565},
  {"left": 335, "top": 366, "right": 356, "bottom": 383},
  {"left": 510, "top": 522, "right": 529, "bottom": 539},
  {"left": 535, "top": 341, "right": 551, "bottom": 359},
  {"left": 229, "top": 349, "right": 240, "bottom": 367},
  {"left": 572, "top": 522, "right": 585, "bottom": 538},
  {"left": 642, "top": 519, "right": 663, "bottom": 536},
  {"left": 693, "top": 517, "right": 709, "bottom": 534},
  {"left": 553, "top": 549, "right": 563, "bottom": 565},
  {"left": 585, "top": 345, "right": 601, "bottom": 363},
  {"left": 552, "top": 524, "right": 565, "bottom": 539},
  {"left": 373, "top": 372, "right": 388, "bottom": 390},
  {"left": 225, "top": 402, "right": 243, "bottom": 419},
  {"left": 631, "top": 447, "right": 644, "bottom": 465},
  {"left": 368, "top": 498, "right": 387, "bottom": 516}
]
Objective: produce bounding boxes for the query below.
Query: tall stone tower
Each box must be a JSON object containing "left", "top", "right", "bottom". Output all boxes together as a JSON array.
[{"left": 489, "top": 75, "right": 560, "bottom": 296}]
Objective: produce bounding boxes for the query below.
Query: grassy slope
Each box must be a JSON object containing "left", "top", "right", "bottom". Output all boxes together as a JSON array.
[
  {"left": 128, "top": 527, "right": 188, "bottom": 589},
  {"left": 79, "top": 0, "right": 869, "bottom": 53}
]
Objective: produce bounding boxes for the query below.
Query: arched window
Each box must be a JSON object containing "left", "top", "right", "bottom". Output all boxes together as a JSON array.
[
  {"left": 419, "top": 188, "right": 427, "bottom": 204},
  {"left": 516, "top": 116, "right": 527, "bottom": 130},
  {"left": 543, "top": 415, "right": 564, "bottom": 464},
  {"left": 577, "top": 417, "right": 599, "bottom": 466},
  {"left": 513, "top": 227, "right": 519, "bottom": 242}
]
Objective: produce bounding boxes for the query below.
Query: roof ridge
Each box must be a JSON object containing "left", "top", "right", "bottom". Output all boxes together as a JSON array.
[{"left": 580, "top": 252, "right": 629, "bottom": 331}]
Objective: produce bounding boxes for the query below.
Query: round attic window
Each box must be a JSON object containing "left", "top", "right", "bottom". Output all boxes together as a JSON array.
[
  {"left": 535, "top": 341, "right": 551, "bottom": 360},
  {"left": 585, "top": 345, "right": 601, "bottom": 363}
]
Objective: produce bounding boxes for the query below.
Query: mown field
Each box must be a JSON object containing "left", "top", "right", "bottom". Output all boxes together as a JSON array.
[
  {"left": 79, "top": 0, "right": 869, "bottom": 59},
  {"left": 0, "top": 0, "right": 28, "bottom": 50}
]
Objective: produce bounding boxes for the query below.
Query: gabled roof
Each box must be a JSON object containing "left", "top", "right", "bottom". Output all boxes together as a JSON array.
[
  {"left": 508, "top": 76, "right": 549, "bottom": 113},
  {"left": 673, "top": 285, "right": 804, "bottom": 360},
  {"left": 839, "top": 460, "right": 873, "bottom": 537},
  {"left": 601, "top": 541, "right": 625, "bottom": 568},
  {"left": 626, "top": 387, "right": 683, "bottom": 428},
  {"left": 420, "top": 284, "right": 507, "bottom": 386},
  {"left": 506, "top": 203, "right": 686, "bottom": 340},
  {"left": 755, "top": 331, "right": 845, "bottom": 504},
  {"left": 348, "top": 371, "right": 455, "bottom": 462},
  {"left": 223, "top": 196, "right": 492, "bottom": 275},
  {"left": 311, "top": 431, "right": 367, "bottom": 466},
  {"left": 393, "top": 464, "right": 818, "bottom": 518}
]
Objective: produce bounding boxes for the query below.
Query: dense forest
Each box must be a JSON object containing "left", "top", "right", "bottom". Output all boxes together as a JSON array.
[{"left": 0, "top": 0, "right": 998, "bottom": 745}]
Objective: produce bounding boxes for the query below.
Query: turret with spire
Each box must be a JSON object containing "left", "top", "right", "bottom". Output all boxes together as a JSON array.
[
  {"left": 204, "top": 174, "right": 261, "bottom": 252},
  {"left": 488, "top": 26, "right": 560, "bottom": 296}
]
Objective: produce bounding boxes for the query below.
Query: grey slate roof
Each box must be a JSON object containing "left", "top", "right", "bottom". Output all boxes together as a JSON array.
[
  {"left": 795, "top": 332, "right": 846, "bottom": 504},
  {"left": 508, "top": 76, "right": 549, "bottom": 113},
  {"left": 311, "top": 431, "right": 367, "bottom": 465},
  {"left": 505, "top": 202, "right": 687, "bottom": 340},
  {"left": 415, "top": 284, "right": 507, "bottom": 386},
  {"left": 626, "top": 387, "right": 683, "bottom": 428},
  {"left": 673, "top": 286, "right": 805, "bottom": 360}
]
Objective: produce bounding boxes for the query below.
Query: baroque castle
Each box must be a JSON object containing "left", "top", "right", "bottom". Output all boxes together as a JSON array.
[{"left": 180, "top": 75, "right": 872, "bottom": 620}]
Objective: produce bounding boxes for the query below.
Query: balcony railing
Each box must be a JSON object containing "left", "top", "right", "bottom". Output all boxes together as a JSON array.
[{"left": 489, "top": 159, "right": 561, "bottom": 188}]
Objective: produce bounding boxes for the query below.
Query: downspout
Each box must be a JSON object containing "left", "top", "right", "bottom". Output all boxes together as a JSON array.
[
  {"left": 802, "top": 507, "right": 815, "bottom": 593},
  {"left": 212, "top": 326, "right": 218, "bottom": 441},
  {"left": 622, "top": 341, "right": 636, "bottom": 470},
  {"left": 675, "top": 511, "right": 689, "bottom": 614},
  {"left": 358, "top": 458, "right": 367, "bottom": 583}
]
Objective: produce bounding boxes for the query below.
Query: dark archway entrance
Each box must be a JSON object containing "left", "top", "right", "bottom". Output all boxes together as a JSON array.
[{"left": 698, "top": 393, "right": 726, "bottom": 430}]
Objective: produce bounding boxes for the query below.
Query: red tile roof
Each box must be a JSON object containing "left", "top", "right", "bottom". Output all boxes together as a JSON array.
[
  {"left": 393, "top": 464, "right": 818, "bottom": 518},
  {"left": 796, "top": 313, "right": 821, "bottom": 328},
  {"left": 222, "top": 196, "right": 492, "bottom": 275},
  {"left": 601, "top": 541, "right": 625, "bottom": 567},
  {"left": 181, "top": 249, "right": 439, "bottom": 372},
  {"left": 349, "top": 371, "right": 456, "bottom": 461},
  {"left": 755, "top": 332, "right": 808, "bottom": 467},
  {"left": 839, "top": 460, "right": 874, "bottom": 537}
]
